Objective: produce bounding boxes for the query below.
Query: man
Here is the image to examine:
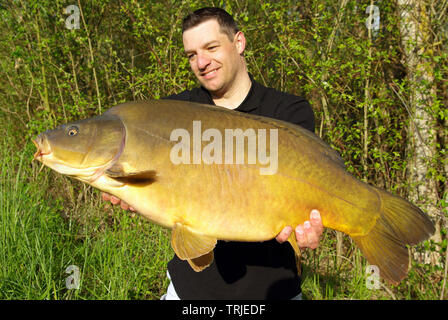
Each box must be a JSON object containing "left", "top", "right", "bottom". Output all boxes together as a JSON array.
[{"left": 102, "top": 7, "right": 323, "bottom": 299}]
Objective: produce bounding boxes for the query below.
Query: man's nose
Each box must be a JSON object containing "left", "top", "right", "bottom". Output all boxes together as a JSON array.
[{"left": 196, "top": 53, "right": 211, "bottom": 71}]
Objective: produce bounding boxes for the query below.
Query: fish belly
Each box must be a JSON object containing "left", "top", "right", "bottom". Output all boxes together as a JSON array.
[{"left": 106, "top": 164, "right": 380, "bottom": 242}]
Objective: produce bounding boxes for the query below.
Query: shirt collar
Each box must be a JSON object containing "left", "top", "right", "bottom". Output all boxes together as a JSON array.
[{"left": 199, "top": 73, "right": 259, "bottom": 113}]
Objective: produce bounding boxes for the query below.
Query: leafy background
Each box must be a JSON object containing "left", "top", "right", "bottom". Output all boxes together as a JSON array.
[{"left": 0, "top": 0, "right": 446, "bottom": 299}]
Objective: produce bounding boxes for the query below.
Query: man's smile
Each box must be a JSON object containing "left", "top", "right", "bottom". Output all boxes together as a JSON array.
[{"left": 201, "top": 67, "right": 220, "bottom": 79}]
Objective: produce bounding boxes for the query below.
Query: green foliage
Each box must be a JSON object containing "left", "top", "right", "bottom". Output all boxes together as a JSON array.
[{"left": 0, "top": 0, "right": 446, "bottom": 299}]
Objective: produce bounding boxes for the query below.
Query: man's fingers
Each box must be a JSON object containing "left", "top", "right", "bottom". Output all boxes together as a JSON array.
[
  {"left": 296, "top": 221, "right": 320, "bottom": 249},
  {"left": 295, "top": 225, "right": 306, "bottom": 247},
  {"left": 304, "top": 221, "right": 319, "bottom": 249},
  {"left": 310, "top": 210, "right": 323, "bottom": 236},
  {"left": 101, "top": 192, "right": 121, "bottom": 205},
  {"left": 110, "top": 196, "right": 121, "bottom": 205},
  {"left": 120, "top": 201, "right": 129, "bottom": 210},
  {"left": 276, "top": 226, "right": 293, "bottom": 243},
  {"left": 101, "top": 192, "right": 136, "bottom": 213}
]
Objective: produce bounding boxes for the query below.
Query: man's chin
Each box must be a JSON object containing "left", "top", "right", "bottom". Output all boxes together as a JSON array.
[{"left": 200, "top": 81, "right": 224, "bottom": 96}]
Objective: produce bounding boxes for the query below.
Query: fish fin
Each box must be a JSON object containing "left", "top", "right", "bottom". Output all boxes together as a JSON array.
[
  {"left": 105, "top": 163, "right": 128, "bottom": 177},
  {"left": 352, "top": 188, "right": 434, "bottom": 285},
  {"left": 187, "top": 251, "right": 214, "bottom": 272},
  {"left": 171, "top": 222, "right": 217, "bottom": 261},
  {"left": 106, "top": 164, "right": 157, "bottom": 184},
  {"left": 287, "top": 234, "right": 302, "bottom": 276}
]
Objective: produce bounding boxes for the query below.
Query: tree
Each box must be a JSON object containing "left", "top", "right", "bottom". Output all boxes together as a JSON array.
[{"left": 398, "top": 0, "right": 442, "bottom": 265}]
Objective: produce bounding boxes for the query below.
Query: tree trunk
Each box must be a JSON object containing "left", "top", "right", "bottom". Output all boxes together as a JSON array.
[{"left": 398, "top": 0, "right": 441, "bottom": 265}]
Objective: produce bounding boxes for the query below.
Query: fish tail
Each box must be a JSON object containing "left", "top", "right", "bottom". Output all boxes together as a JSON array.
[{"left": 352, "top": 187, "right": 435, "bottom": 284}]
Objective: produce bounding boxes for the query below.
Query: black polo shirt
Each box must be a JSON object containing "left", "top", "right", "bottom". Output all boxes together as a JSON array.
[{"left": 162, "top": 75, "right": 315, "bottom": 299}]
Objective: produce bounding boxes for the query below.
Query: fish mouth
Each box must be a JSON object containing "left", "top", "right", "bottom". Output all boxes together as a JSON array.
[{"left": 32, "top": 134, "right": 52, "bottom": 161}]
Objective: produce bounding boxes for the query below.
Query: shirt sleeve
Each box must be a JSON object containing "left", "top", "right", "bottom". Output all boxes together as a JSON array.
[{"left": 274, "top": 97, "right": 315, "bottom": 133}]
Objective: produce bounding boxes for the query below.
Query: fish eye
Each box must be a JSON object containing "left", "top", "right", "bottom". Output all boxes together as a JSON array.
[{"left": 67, "top": 126, "right": 79, "bottom": 137}]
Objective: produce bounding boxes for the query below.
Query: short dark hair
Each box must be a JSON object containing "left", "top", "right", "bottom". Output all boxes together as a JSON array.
[{"left": 182, "top": 7, "right": 239, "bottom": 41}]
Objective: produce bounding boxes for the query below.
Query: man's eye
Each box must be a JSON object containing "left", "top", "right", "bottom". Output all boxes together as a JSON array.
[
  {"left": 208, "top": 46, "right": 217, "bottom": 50},
  {"left": 187, "top": 54, "right": 195, "bottom": 60}
]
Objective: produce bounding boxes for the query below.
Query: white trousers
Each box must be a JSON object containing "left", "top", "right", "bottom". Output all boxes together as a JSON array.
[{"left": 160, "top": 271, "right": 181, "bottom": 300}]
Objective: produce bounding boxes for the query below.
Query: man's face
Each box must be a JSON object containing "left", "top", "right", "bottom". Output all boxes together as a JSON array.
[{"left": 183, "top": 19, "right": 245, "bottom": 95}]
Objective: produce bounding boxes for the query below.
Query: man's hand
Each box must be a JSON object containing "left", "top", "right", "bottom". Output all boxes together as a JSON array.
[
  {"left": 101, "top": 192, "right": 136, "bottom": 212},
  {"left": 275, "top": 210, "right": 323, "bottom": 249}
]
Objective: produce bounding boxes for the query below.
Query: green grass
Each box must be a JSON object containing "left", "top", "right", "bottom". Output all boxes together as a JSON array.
[{"left": 0, "top": 127, "right": 445, "bottom": 300}]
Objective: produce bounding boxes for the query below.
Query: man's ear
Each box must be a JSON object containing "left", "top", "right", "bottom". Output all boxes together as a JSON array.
[{"left": 234, "top": 31, "right": 246, "bottom": 55}]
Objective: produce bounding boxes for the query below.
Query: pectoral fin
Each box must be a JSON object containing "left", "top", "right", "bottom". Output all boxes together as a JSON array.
[
  {"left": 171, "top": 222, "right": 217, "bottom": 263},
  {"left": 105, "top": 163, "right": 157, "bottom": 184},
  {"left": 287, "top": 233, "right": 302, "bottom": 276}
]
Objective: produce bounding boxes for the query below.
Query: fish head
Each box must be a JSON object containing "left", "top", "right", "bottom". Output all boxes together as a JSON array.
[{"left": 32, "top": 114, "right": 125, "bottom": 182}]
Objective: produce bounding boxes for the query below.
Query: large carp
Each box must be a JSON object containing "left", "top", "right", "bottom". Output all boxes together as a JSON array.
[{"left": 33, "top": 100, "right": 434, "bottom": 284}]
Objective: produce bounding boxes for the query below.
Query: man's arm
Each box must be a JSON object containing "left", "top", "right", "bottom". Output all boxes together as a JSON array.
[{"left": 274, "top": 96, "right": 315, "bottom": 132}]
